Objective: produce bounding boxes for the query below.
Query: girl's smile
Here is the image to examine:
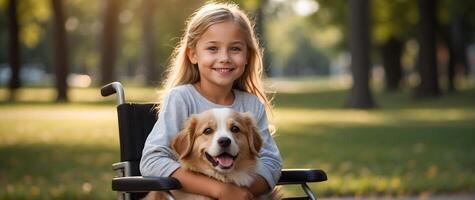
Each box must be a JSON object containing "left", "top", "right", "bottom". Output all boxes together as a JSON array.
[{"left": 213, "top": 67, "right": 235, "bottom": 76}]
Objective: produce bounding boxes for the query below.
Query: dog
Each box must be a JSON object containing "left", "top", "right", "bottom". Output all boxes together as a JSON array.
[{"left": 145, "top": 108, "right": 280, "bottom": 200}]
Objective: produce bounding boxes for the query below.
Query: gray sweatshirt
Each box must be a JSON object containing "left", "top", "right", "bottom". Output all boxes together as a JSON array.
[{"left": 139, "top": 84, "right": 282, "bottom": 188}]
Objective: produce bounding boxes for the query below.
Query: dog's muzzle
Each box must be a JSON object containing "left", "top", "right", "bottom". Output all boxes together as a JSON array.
[{"left": 205, "top": 152, "right": 238, "bottom": 169}]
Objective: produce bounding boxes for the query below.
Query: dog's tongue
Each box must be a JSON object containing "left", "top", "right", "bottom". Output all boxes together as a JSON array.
[{"left": 216, "top": 154, "right": 234, "bottom": 167}]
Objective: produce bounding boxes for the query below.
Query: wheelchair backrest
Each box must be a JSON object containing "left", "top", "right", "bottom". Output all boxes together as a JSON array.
[{"left": 116, "top": 103, "right": 158, "bottom": 175}]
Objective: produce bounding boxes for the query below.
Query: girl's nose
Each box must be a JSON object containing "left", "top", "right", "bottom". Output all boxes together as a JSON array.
[{"left": 219, "top": 51, "right": 230, "bottom": 63}]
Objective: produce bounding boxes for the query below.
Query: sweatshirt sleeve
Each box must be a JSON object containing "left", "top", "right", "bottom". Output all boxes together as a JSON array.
[
  {"left": 140, "top": 89, "right": 188, "bottom": 177},
  {"left": 254, "top": 103, "right": 283, "bottom": 189}
]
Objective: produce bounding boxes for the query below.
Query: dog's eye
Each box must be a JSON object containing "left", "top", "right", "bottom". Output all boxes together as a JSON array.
[
  {"left": 230, "top": 125, "right": 240, "bottom": 133},
  {"left": 203, "top": 128, "right": 213, "bottom": 135}
]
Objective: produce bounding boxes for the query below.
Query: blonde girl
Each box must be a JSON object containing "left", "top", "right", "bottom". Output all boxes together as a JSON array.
[{"left": 140, "top": 2, "right": 282, "bottom": 200}]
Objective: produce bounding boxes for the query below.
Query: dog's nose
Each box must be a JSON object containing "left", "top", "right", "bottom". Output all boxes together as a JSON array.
[{"left": 218, "top": 137, "right": 231, "bottom": 148}]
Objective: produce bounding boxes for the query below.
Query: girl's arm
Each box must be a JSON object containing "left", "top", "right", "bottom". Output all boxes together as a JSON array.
[
  {"left": 248, "top": 175, "right": 270, "bottom": 196},
  {"left": 252, "top": 101, "right": 283, "bottom": 194},
  {"left": 171, "top": 168, "right": 253, "bottom": 200}
]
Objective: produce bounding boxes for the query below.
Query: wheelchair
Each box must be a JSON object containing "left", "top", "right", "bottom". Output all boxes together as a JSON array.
[{"left": 101, "top": 82, "right": 327, "bottom": 200}]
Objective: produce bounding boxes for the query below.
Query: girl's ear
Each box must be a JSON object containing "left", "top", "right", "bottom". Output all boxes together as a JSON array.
[{"left": 186, "top": 48, "right": 198, "bottom": 64}]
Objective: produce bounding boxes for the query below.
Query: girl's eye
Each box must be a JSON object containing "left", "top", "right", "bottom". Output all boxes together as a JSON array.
[
  {"left": 230, "top": 125, "right": 240, "bottom": 133},
  {"left": 207, "top": 46, "right": 218, "bottom": 51},
  {"left": 203, "top": 128, "right": 213, "bottom": 135},
  {"left": 230, "top": 47, "right": 241, "bottom": 51}
]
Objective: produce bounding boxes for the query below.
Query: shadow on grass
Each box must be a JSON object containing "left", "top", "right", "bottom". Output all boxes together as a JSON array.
[{"left": 0, "top": 144, "right": 119, "bottom": 199}]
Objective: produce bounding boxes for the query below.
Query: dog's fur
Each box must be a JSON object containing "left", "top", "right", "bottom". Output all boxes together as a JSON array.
[{"left": 146, "top": 108, "right": 280, "bottom": 200}]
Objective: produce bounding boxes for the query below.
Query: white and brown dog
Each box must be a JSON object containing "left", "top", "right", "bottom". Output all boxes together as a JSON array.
[{"left": 147, "top": 108, "right": 280, "bottom": 200}]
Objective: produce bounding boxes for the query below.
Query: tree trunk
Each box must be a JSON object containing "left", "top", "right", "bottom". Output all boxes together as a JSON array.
[
  {"left": 51, "top": 0, "right": 69, "bottom": 102},
  {"left": 101, "top": 0, "right": 120, "bottom": 85},
  {"left": 255, "top": 0, "right": 271, "bottom": 76},
  {"left": 382, "top": 37, "right": 403, "bottom": 91},
  {"left": 7, "top": 0, "right": 21, "bottom": 101},
  {"left": 415, "top": 0, "right": 439, "bottom": 98},
  {"left": 345, "top": 0, "right": 375, "bottom": 108},
  {"left": 142, "top": 0, "right": 157, "bottom": 86},
  {"left": 447, "top": 12, "right": 467, "bottom": 92}
]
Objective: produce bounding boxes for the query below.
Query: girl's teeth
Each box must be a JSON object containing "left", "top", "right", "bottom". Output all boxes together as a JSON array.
[{"left": 215, "top": 68, "right": 231, "bottom": 72}]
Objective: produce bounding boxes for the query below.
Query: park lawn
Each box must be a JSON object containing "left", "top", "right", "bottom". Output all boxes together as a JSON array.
[
  {"left": 0, "top": 79, "right": 474, "bottom": 199},
  {"left": 273, "top": 80, "right": 475, "bottom": 197}
]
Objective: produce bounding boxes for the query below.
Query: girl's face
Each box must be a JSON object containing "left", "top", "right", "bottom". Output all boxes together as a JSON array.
[{"left": 187, "top": 21, "right": 248, "bottom": 89}]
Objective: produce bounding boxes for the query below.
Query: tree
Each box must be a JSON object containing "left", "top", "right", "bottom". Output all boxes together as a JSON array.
[
  {"left": 51, "top": 0, "right": 69, "bottom": 101},
  {"left": 381, "top": 37, "right": 403, "bottom": 91},
  {"left": 2, "top": 0, "right": 53, "bottom": 79},
  {"left": 7, "top": 0, "right": 20, "bottom": 101},
  {"left": 345, "top": 0, "right": 375, "bottom": 108},
  {"left": 309, "top": 0, "right": 348, "bottom": 53},
  {"left": 255, "top": 0, "right": 271, "bottom": 76},
  {"left": 284, "top": 35, "right": 330, "bottom": 76},
  {"left": 447, "top": 10, "right": 467, "bottom": 92},
  {"left": 150, "top": 0, "right": 204, "bottom": 81},
  {"left": 439, "top": 1, "right": 475, "bottom": 92},
  {"left": 372, "top": 0, "right": 418, "bottom": 92},
  {"left": 100, "top": 0, "right": 120, "bottom": 85},
  {"left": 142, "top": 0, "right": 157, "bottom": 85},
  {"left": 415, "top": 0, "right": 439, "bottom": 98}
]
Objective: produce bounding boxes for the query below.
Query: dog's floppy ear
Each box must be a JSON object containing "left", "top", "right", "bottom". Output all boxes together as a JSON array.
[
  {"left": 243, "top": 112, "right": 263, "bottom": 156},
  {"left": 172, "top": 115, "right": 197, "bottom": 159}
]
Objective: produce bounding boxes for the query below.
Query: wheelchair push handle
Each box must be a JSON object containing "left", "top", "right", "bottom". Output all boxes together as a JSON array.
[{"left": 101, "top": 82, "right": 125, "bottom": 105}]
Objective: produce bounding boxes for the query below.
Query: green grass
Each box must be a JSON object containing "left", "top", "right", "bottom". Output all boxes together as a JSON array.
[{"left": 0, "top": 79, "right": 474, "bottom": 199}]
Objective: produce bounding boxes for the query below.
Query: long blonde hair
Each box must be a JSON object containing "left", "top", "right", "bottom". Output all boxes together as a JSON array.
[{"left": 159, "top": 2, "right": 274, "bottom": 122}]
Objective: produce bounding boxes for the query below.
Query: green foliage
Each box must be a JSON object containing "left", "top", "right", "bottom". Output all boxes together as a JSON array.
[
  {"left": 371, "top": 0, "right": 418, "bottom": 45},
  {"left": 65, "top": 0, "right": 103, "bottom": 74},
  {"left": 265, "top": 1, "right": 332, "bottom": 75},
  {"left": 0, "top": 79, "right": 474, "bottom": 198},
  {"left": 285, "top": 36, "right": 330, "bottom": 75},
  {"left": 267, "top": 16, "right": 300, "bottom": 69},
  {"left": 231, "top": 0, "right": 259, "bottom": 12},
  {"left": 0, "top": 0, "right": 53, "bottom": 68},
  {"left": 2, "top": 0, "right": 475, "bottom": 83},
  {"left": 438, "top": 0, "right": 475, "bottom": 43},
  {"left": 0, "top": 0, "right": 51, "bottom": 48},
  {"left": 308, "top": 0, "right": 348, "bottom": 52},
  {"left": 151, "top": 0, "right": 206, "bottom": 69}
]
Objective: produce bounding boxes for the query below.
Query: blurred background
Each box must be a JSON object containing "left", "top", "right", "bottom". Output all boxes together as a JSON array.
[{"left": 0, "top": 0, "right": 474, "bottom": 199}]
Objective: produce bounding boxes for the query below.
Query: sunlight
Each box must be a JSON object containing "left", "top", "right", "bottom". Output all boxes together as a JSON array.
[
  {"left": 292, "top": 0, "right": 319, "bottom": 17},
  {"left": 275, "top": 108, "right": 473, "bottom": 128},
  {"left": 67, "top": 74, "right": 92, "bottom": 88},
  {"left": 399, "top": 109, "right": 473, "bottom": 122},
  {"left": 0, "top": 105, "right": 117, "bottom": 146},
  {"left": 65, "top": 17, "right": 79, "bottom": 32},
  {"left": 265, "top": 77, "right": 350, "bottom": 93},
  {"left": 275, "top": 109, "right": 391, "bottom": 126}
]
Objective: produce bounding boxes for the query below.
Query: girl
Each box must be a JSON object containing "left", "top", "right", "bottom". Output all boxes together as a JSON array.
[{"left": 140, "top": 2, "right": 282, "bottom": 200}]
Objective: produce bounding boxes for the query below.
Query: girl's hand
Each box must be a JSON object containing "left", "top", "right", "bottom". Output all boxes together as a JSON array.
[{"left": 216, "top": 183, "right": 253, "bottom": 200}]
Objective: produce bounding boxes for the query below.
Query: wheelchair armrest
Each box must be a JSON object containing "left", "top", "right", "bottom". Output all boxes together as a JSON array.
[
  {"left": 112, "top": 176, "right": 182, "bottom": 192},
  {"left": 277, "top": 169, "right": 327, "bottom": 185}
]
